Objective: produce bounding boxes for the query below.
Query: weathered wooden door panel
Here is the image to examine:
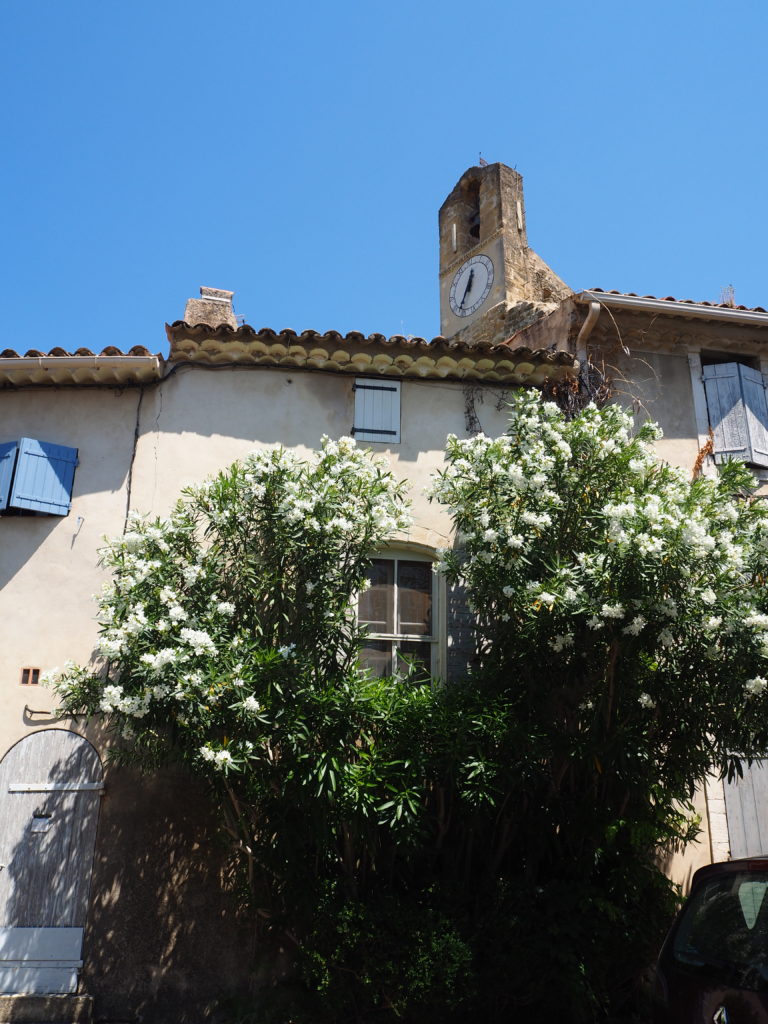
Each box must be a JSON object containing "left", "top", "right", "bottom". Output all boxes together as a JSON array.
[
  {"left": 723, "top": 760, "right": 768, "bottom": 859},
  {"left": 0, "top": 927, "right": 82, "bottom": 994},
  {"left": 0, "top": 731, "right": 102, "bottom": 994}
]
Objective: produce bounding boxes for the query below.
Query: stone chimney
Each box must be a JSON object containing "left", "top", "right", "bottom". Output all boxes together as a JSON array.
[{"left": 183, "top": 286, "right": 238, "bottom": 328}]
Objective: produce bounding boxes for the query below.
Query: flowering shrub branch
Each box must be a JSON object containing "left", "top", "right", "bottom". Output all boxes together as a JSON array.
[
  {"left": 432, "top": 393, "right": 768, "bottom": 797},
  {"left": 51, "top": 438, "right": 421, "bottom": 901}
]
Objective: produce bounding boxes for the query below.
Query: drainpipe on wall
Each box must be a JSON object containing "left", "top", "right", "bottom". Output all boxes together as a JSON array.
[{"left": 575, "top": 301, "right": 601, "bottom": 365}]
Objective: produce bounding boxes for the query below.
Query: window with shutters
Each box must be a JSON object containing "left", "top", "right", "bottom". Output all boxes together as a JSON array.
[
  {"left": 701, "top": 361, "right": 768, "bottom": 469},
  {"left": 0, "top": 438, "right": 79, "bottom": 516},
  {"left": 358, "top": 555, "right": 437, "bottom": 683},
  {"left": 352, "top": 379, "right": 401, "bottom": 444}
]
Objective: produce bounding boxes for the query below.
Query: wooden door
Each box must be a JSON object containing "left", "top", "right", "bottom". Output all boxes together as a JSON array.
[
  {"left": 723, "top": 760, "right": 768, "bottom": 859},
  {"left": 0, "top": 730, "right": 103, "bottom": 993}
]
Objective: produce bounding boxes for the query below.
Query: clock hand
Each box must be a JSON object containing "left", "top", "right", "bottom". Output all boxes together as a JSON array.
[{"left": 459, "top": 268, "right": 475, "bottom": 308}]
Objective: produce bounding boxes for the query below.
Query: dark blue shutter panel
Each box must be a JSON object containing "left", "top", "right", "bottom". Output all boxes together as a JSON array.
[
  {"left": 9, "top": 438, "right": 79, "bottom": 515},
  {"left": 0, "top": 442, "right": 18, "bottom": 511},
  {"left": 739, "top": 365, "right": 768, "bottom": 467},
  {"left": 702, "top": 363, "right": 750, "bottom": 463}
]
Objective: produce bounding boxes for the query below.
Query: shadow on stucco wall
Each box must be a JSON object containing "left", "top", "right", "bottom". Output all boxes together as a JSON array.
[{"left": 80, "top": 762, "right": 260, "bottom": 1024}]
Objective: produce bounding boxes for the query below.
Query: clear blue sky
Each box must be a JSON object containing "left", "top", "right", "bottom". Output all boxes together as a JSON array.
[{"left": 3, "top": 0, "right": 768, "bottom": 356}]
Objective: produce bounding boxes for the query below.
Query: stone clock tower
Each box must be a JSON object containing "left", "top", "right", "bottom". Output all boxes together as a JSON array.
[{"left": 438, "top": 162, "right": 570, "bottom": 345}]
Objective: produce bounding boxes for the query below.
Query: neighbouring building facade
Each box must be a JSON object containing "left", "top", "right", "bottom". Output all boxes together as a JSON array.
[{"left": 2, "top": 162, "right": 768, "bottom": 1021}]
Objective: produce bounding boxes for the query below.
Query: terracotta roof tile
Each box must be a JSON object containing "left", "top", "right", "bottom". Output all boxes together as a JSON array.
[
  {"left": 0, "top": 344, "right": 157, "bottom": 359},
  {"left": 164, "top": 321, "right": 577, "bottom": 384},
  {"left": 0, "top": 328, "right": 576, "bottom": 389},
  {"left": 165, "top": 320, "right": 564, "bottom": 356}
]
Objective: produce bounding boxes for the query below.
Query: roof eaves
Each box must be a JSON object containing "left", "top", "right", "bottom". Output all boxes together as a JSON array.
[
  {"left": 577, "top": 289, "right": 768, "bottom": 326},
  {"left": 0, "top": 350, "right": 163, "bottom": 388}
]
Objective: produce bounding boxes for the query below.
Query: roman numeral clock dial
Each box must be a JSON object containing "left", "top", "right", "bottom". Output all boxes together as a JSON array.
[{"left": 449, "top": 253, "right": 494, "bottom": 317}]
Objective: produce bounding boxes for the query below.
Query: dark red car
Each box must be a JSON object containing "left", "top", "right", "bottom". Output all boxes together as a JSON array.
[{"left": 654, "top": 858, "right": 768, "bottom": 1023}]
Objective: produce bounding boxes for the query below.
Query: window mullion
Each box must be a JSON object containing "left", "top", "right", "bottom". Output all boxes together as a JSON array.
[{"left": 393, "top": 558, "right": 400, "bottom": 639}]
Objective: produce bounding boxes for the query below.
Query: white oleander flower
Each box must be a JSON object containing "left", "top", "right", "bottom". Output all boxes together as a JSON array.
[
  {"left": 623, "top": 616, "right": 646, "bottom": 636},
  {"left": 180, "top": 628, "right": 216, "bottom": 656},
  {"left": 139, "top": 648, "right": 179, "bottom": 674},
  {"left": 97, "top": 635, "right": 126, "bottom": 659},
  {"left": 549, "top": 634, "right": 574, "bottom": 653},
  {"left": 99, "top": 684, "right": 125, "bottom": 713},
  {"left": 182, "top": 564, "right": 203, "bottom": 587},
  {"left": 745, "top": 676, "right": 768, "bottom": 697},
  {"left": 658, "top": 629, "right": 675, "bottom": 648},
  {"left": 601, "top": 603, "right": 624, "bottom": 620},
  {"left": 121, "top": 531, "right": 144, "bottom": 552}
]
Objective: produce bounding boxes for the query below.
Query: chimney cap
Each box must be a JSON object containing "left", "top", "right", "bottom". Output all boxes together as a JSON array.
[{"left": 199, "top": 286, "right": 234, "bottom": 302}]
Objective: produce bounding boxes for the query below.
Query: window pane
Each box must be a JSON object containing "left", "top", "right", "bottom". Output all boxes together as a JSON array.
[
  {"left": 397, "top": 560, "right": 432, "bottom": 636},
  {"left": 359, "top": 640, "right": 392, "bottom": 678},
  {"left": 358, "top": 559, "right": 394, "bottom": 632},
  {"left": 396, "top": 641, "right": 432, "bottom": 683}
]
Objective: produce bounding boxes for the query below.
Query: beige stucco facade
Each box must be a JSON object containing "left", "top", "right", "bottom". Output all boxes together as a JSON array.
[
  {"left": 0, "top": 365, "right": 521, "bottom": 748},
  {"left": 0, "top": 350, "right": 537, "bottom": 1021}
]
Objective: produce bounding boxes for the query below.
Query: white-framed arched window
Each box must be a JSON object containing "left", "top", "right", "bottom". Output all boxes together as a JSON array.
[{"left": 357, "top": 550, "right": 441, "bottom": 683}]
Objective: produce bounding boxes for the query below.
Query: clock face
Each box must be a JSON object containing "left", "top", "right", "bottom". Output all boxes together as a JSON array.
[{"left": 449, "top": 254, "right": 494, "bottom": 317}]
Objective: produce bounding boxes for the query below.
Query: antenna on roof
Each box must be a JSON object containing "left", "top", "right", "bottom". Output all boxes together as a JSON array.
[{"left": 719, "top": 284, "right": 736, "bottom": 308}]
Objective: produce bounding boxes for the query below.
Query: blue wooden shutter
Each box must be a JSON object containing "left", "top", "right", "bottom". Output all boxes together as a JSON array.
[
  {"left": 9, "top": 438, "right": 79, "bottom": 515},
  {"left": 352, "top": 380, "right": 401, "bottom": 443},
  {"left": 703, "top": 363, "right": 768, "bottom": 468},
  {"left": 740, "top": 365, "right": 768, "bottom": 467},
  {"left": 0, "top": 442, "right": 18, "bottom": 511},
  {"left": 702, "top": 363, "right": 750, "bottom": 462}
]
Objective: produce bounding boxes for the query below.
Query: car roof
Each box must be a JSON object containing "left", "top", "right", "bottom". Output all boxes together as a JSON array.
[{"left": 691, "top": 857, "right": 768, "bottom": 891}]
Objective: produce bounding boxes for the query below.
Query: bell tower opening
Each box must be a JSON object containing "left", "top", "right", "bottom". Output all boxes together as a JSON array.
[{"left": 467, "top": 181, "right": 481, "bottom": 241}]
